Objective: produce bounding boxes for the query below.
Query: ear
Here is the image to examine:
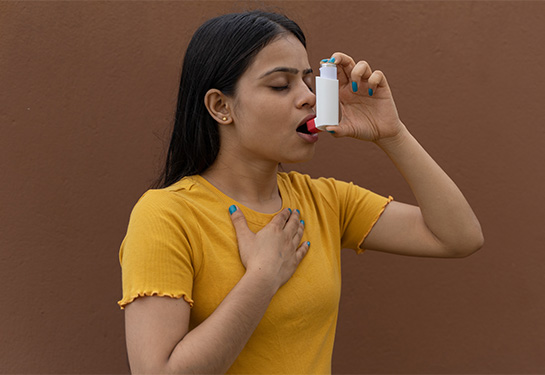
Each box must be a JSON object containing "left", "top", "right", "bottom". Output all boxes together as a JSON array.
[{"left": 204, "top": 89, "right": 233, "bottom": 125}]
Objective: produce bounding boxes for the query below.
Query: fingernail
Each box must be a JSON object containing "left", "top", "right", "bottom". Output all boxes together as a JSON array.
[
  {"left": 229, "top": 205, "right": 237, "bottom": 215},
  {"left": 300, "top": 220, "right": 305, "bottom": 226},
  {"left": 321, "top": 58, "right": 328, "bottom": 62},
  {"left": 307, "top": 241, "right": 311, "bottom": 247},
  {"left": 288, "top": 208, "right": 292, "bottom": 213},
  {"left": 328, "top": 130, "right": 335, "bottom": 134},
  {"left": 296, "top": 209, "right": 300, "bottom": 215},
  {"left": 368, "top": 88, "right": 373, "bottom": 96},
  {"left": 352, "top": 81, "right": 358, "bottom": 92},
  {"left": 329, "top": 57, "right": 335, "bottom": 63}
]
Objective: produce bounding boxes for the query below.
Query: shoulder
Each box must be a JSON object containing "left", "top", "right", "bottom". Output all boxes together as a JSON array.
[
  {"left": 129, "top": 176, "right": 200, "bottom": 223},
  {"left": 278, "top": 171, "right": 390, "bottom": 212},
  {"left": 278, "top": 171, "right": 352, "bottom": 198}
]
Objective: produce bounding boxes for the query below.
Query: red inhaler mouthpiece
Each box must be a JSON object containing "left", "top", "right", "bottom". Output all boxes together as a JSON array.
[{"left": 306, "top": 118, "right": 321, "bottom": 134}]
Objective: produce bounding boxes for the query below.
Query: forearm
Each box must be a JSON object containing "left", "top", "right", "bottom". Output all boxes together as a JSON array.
[
  {"left": 376, "top": 123, "right": 484, "bottom": 255},
  {"left": 165, "top": 271, "right": 277, "bottom": 374}
]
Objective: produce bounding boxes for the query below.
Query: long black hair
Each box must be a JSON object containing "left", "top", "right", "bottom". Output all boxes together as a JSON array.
[{"left": 154, "top": 10, "right": 306, "bottom": 188}]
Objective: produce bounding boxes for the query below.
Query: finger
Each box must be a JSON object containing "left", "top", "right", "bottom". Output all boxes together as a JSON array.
[
  {"left": 294, "top": 241, "right": 311, "bottom": 263},
  {"left": 269, "top": 207, "right": 292, "bottom": 229},
  {"left": 283, "top": 208, "right": 302, "bottom": 234},
  {"left": 350, "top": 60, "right": 373, "bottom": 88},
  {"left": 367, "top": 70, "right": 388, "bottom": 95},
  {"left": 328, "top": 52, "right": 355, "bottom": 86},
  {"left": 323, "top": 123, "right": 353, "bottom": 138},
  {"left": 293, "top": 219, "right": 305, "bottom": 243},
  {"left": 229, "top": 205, "right": 253, "bottom": 239}
]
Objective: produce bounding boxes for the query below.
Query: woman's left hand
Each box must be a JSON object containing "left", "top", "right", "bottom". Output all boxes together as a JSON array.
[{"left": 323, "top": 52, "right": 405, "bottom": 143}]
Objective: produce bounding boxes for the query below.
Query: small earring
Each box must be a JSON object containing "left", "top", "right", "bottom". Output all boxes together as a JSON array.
[{"left": 222, "top": 116, "right": 227, "bottom": 121}]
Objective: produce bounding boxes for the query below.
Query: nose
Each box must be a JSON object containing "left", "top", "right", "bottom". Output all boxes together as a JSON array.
[{"left": 296, "top": 82, "right": 316, "bottom": 109}]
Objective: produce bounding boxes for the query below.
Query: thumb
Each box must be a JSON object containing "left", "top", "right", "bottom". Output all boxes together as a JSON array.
[
  {"left": 229, "top": 205, "right": 253, "bottom": 239},
  {"left": 324, "top": 125, "right": 347, "bottom": 138}
]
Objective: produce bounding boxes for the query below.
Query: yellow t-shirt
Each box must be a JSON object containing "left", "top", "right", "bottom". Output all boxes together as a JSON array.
[{"left": 118, "top": 171, "right": 392, "bottom": 374}]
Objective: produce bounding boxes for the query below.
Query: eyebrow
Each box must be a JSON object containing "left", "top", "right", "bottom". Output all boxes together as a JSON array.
[{"left": 259, "top": 67, "right": 313, "bottom": 78}]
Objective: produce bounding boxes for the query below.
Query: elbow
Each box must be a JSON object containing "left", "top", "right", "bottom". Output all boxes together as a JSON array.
[
  {"left": 466, "top": 221, "right": 485, "bottom": 256},
  {"left": 473, "top": 229, "right": 485, "bottom": 253},
  {"left": 447, "top": 227, "right": 485, "bottom": 258},
  {"left": 453, "top": 235, "right": 484, "bottom": 258}
]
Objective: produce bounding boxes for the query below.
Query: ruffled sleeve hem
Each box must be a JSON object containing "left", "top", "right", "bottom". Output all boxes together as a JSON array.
[
  {"left": 118, "top": 291, "right": 194, "bottom": 310},
  {"left": 356, "top": 195, "right": 394, "bottom": 254}
]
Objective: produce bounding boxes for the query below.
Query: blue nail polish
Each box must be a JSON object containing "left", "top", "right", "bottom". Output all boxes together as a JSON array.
[
  {"left": 368, "top": 88, "right": 373, "bottom": 96},
  {"left": 329, "top": 57, "right": 335, "bottom": 63},
  {"left": 288, "top": 208, "right": 292, "bottom": 213},
  {"left": 328, "top": 130, "right": 335, "bottom": 134},
  {"left": 321, "top": 59, "right": 328, "bottom": 62},
  {"left": 307, "top": 241, "right": 311, "bottom": 246},
  {"left": 296, "top": 209, "right": 300, "bottom": 215},
  {"left": 229, "top": 205, "right": 237, "bottom": 215},
  {"left": 300, "top": 220, "right": 305, "bottom": 226},
  {"left": 352, "top": 81, "right": 358, "bottom": 92}
]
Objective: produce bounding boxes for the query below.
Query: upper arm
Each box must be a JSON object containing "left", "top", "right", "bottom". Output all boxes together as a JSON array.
[
  {"left": 125, "top": 296, "right": 191, "bottom": 374},
  {"left": 361, "top": 201, "right": 453, "bottom": 258}
]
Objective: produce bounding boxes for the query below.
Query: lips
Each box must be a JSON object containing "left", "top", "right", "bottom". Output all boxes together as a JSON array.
[
  {"left": 296, "top": 114, "right": 318, "bottom": 143},
  {"left": 297, "top": 131, "right": 319, "bottom": 143},
  {"left": 296, "top": 114, "right": 316, "bottom": 135}
]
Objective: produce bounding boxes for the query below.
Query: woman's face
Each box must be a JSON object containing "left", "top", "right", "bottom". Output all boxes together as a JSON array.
[{"left": 227, "top": 34, "right": 317, "bottom": 166}]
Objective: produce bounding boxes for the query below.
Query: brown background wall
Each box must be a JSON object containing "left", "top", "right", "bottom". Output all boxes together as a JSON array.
[{"left": 1, "top": 1, "right": 544, "bottom": 373}]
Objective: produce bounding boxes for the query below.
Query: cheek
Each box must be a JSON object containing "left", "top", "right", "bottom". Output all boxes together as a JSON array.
[{"left": 236, "top": 96, "right": 287, "bottom": 131}]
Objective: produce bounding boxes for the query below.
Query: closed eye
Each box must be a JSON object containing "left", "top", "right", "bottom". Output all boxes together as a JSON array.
[{"left": 270, "top": 85, "right": 289, "bottom": 91}]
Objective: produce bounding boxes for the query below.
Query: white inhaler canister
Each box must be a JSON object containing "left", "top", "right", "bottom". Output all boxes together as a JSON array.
[{"left": 307, "top": 62, "right": 339, "bottom": 133}]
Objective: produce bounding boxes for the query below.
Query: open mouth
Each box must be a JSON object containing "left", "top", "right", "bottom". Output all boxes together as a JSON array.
[{"left": 296, "top": 124, "right": 312, "bottom": 134}]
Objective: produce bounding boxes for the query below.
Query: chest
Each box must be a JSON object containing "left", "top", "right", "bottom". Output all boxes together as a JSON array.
[{"left": 187, "top": 207, "right": 342, "bottom": 330}]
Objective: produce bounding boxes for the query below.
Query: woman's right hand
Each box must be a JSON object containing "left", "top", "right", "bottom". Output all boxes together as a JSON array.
[
  {"left": 126, "top": 207, "right": 309, "bottom": 374},
  {"left": 229, "top": 206, "right": 310, "bottom": 291}
]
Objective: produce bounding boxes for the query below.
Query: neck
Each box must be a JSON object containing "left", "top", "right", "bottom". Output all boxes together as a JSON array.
[{"left": 201, "top": 158, "right": 282, "bottom": 213}]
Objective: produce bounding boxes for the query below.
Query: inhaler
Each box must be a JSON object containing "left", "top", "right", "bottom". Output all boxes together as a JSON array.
[{"left": 306, "top": 62, "right": 339, "bottom": 133}]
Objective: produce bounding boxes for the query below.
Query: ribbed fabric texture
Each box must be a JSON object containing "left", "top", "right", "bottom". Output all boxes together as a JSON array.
[{"left": 118, "top": 172, "right": 392, "bottom": 374}]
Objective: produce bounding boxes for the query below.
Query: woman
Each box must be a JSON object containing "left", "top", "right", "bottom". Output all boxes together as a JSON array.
[{"left": 118, "top": 10, "right": 483, "bottom": 374}]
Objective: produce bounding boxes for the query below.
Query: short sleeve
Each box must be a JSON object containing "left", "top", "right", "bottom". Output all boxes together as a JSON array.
[
  {"left": 117, "top": 190, "right": 196, "bottom": 309},
  {"left": 334, "top": 180, "right": 393, "bottom": 253}
]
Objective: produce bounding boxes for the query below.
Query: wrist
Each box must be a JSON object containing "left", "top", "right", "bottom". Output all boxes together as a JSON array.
[
  {"left": 242, "top": 268, "right": 281, "bottom": 297},
  {"left": 374, "top": 122, "right": 411, "bottom": 151}
]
